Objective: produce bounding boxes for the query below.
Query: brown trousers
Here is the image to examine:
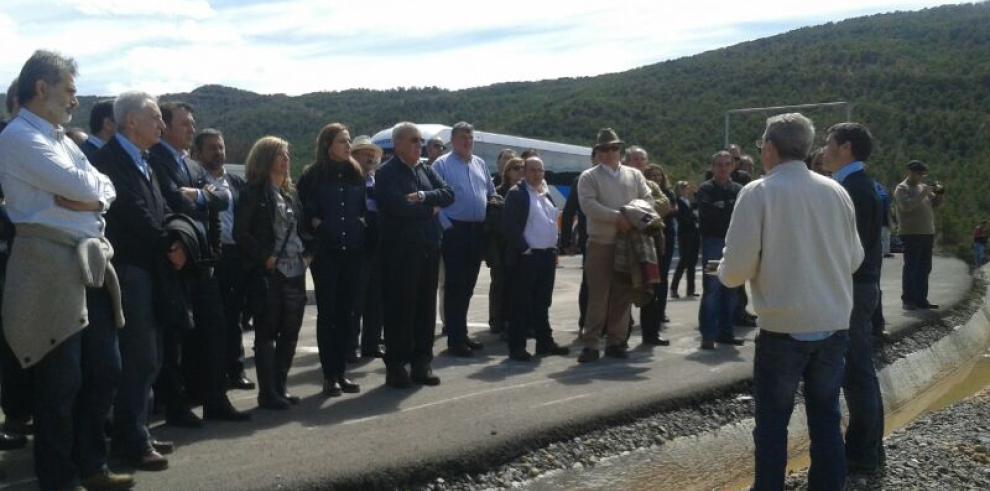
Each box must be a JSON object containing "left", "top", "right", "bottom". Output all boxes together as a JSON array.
[{"left": 580, "top": 242, "right": 633, "bottom": 349}]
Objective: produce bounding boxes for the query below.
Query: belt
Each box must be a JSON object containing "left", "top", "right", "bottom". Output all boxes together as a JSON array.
[{"left": 758, "top": 329, "right": 791, "bottom": 340}]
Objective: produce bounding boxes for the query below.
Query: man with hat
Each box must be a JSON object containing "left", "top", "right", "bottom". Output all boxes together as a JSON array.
[
  {"left": 894, "top": 160, "right": 943, "bottom": 310},
  {"left": 575, "top": 128, "right": 653, "bottom": 362},
  {"left": 351, "top": 135, "right": 386, "bottom": 359}
]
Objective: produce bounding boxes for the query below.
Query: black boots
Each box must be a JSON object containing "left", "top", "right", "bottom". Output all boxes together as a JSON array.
[{"left": 256, "top": 342, "right": 290, "bottom": 410}]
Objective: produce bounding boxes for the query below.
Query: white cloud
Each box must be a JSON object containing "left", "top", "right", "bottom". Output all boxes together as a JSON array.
[{"left": 0, "top": 0, "right": 967, "bottom": 96}]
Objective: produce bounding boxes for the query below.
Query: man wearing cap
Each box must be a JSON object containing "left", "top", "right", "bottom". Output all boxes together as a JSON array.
[
  {"left": 432, "top": 121, "right": 495, "bottom": 357},
  {"left": 894, "top": 160, "right": 943, "bottom": 310},
  {"left": 576, "top": 128, "right": 653, "bottom": 362},
  {"left": 351, "top": 135, "right": 386, "bottom": 359}
]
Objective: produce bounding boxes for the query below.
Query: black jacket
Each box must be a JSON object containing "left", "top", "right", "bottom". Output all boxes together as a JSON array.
[
  {"left": 675, "top": 196, "right": 698, "bottom": 235},
  {"left": 696, "top": 179, "right": 742, "bottom": 239},
  {"left": 503, "top": 181, "right": 558, "bottom": 266},
  {"left": 841, "top": 170, "right": 883, "bottom": 284},
  {"left": 91, "top": 137, "right": 173, "bottom": 270},
  {"left": 79, "top": 139, "right": 100, "bottom": 161},
  {"left": 297, "top": 161, "right": 367, "bottom": 253},
  {"left": 148, "top": 142, "right": 208, "bottom": 221},
  {"left": 373, "top": 156, "right": 454, "bottom": 247},
  {"left": 559, "top": 175, "right": 587, "bottom": 253},
  {"left": 233, "top": 184, "right": 313, "bottom": 271}
]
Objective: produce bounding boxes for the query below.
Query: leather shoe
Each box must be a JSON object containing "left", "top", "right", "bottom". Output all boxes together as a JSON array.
[
  {"left": 0, "top": 429, "right": 26, "bottom": 450},
  {"left": 338, "top": 376, "right": 361, "bottom": 393},
  {"left": 465, "top": 338, "right": 484, "bottom": 350},
  {"left": 165, "top": 407, "right": 203, "bottom": 428},
  {"left": 385, "top": 367, "right": 413, "bottom": 389},
  {"left": 577, "top": 348, "right": 600, "bottom": 363},
  {"left": 204, "top": 399, "right": 251, "bottom": 422},
  {"left": 81, "top": 470, "right": 135, "bottom": 490},
  {"left": 2, "top": 416, "right": 32, "bottom": 435},
  {"left": 535, "top": 342, "right": 570, "bottom": 356},
  {"left": 410, "top": 365, "right": 441, "bottom": 386},
  {"left": 361, "top": 348, "right": 385, "bottom": 359},
  {"left": 346, "top": 351, "right": 361, "bottom": 364},
  {"left": 642, "top": 336, "right": 670, "bottom": 346},
  {"left": 689, "top": 292, "right": 700, "bottom": 298},
  {"left": 903, "top": 302, "right": 918, "bottom": 311},
  {"left": 509, "top": 348, "right": 533, "bottom": 361},
  {"left": 227, "top": 372, "right": 256, "bottom": 391},
  {"left": 323, "top": 379, "right": 342, "bottom": 397},
  {"left": 604, "top": 345, "right": 628, "bottom": 359},
  {"left": 735, "top": 316, "right": 757, "bottom": 327},
  {"left": 150, "top": 439, "right": 174, "bottom": 455},
  {"left": 281, "top": 391, "right": 301, "bottom": 405},
  {"left": 125, "top": 449, "right": 168, "bottom": 471},
  {"left": 921, "top": 303, "right": 940, "bottom": 310},
  {"left": 670, "top": 291, "right": 680, "bottom": 299},
  {"left": 447, "top": 344, "right": 474, "bottom": 357},
  {"left": 700, "top": 339, "right": 716, "bottom": 350},
  {"left": 717, "top": 336, "right": 745, "bottom": 346}
]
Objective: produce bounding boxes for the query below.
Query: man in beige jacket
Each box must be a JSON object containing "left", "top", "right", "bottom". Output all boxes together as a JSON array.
[
  {"left": 718, "top": 113, "right": 863, "bottom": 490},
  {"left": 576, "top": 128, "right": 652, "bottom": 362},
  {"left": 894, "top": 160, "right": 943, "bottom": 310}
]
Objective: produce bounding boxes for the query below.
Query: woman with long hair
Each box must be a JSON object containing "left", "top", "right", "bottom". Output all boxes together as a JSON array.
[
  {"left": 485, "top": 157, "right": 526, "bottom": 336},
  {"left": 297, "top": 123, "right": 366, "bottom": 397},
  {"left": 234, "top": 136, "right": 312, "bottom": 410}
]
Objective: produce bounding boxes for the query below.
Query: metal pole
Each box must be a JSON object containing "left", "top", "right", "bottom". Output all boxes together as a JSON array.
[{"left": 724, "top": 112, "right": 730, "bottom": 149}]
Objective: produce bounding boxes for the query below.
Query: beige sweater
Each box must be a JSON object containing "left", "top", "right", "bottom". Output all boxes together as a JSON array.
[
  {"left": 894, "top": 179, "right": 942, "bottom": 235},
  {"left": 577, "top": 164, "right": 652, "bottom": 245},
  {"left": 718, "top": 161, "right": 864, "bottom": 334}
]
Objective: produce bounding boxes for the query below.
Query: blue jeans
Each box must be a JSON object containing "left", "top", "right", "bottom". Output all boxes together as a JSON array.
[
  {"left": 698, "top": 237, "right": 736, "bottom": 341},
  {"left": 844, "top": 282, "right": 885, "bottom": 472},
  {"left": 900, "top": 234, "right": 933, "bottom": 306},
  {"left": 973, "top": 242, "right": 987, "bottom": 267},
  {"left": 33, "top": 288, "right": 121, "bottom": 490},
  {"left": 753, "top": 330, "right": 849, "bottom": 491},
  {"left": 112, "top": 264, "right": 163, "bottom": 457}
]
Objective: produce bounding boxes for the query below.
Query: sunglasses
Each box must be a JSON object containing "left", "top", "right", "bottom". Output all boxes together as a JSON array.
[
  {"left": 409, "top": 137, "right": 424, "bottom": 144},
  {"left": 600, "top": 145, "right": 621, "bottom": 152}
]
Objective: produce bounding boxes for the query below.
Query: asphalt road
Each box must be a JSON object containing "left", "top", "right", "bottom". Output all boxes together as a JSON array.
[{"left": 0, "top": 255, "right": 971, "bottom": 490}]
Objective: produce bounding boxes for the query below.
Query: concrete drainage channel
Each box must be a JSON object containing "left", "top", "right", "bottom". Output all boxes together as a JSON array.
[{"left": 413, "top": 269, "right": 990, "bottom": 491}]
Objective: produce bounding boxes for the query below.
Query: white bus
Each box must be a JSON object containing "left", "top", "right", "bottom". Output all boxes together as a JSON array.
[{"left": 370, "top": 123, "right": 593, "bottom": 204}]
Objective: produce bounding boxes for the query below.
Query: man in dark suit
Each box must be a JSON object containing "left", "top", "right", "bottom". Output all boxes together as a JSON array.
[
  {"left": 79, "top": 99, "right": 114, "bottom": 161},
  {"left": 147, "top": 102, "right": 248, "bottom": 426},
  {"left": 822, "top": 122, "right": 886, "bottom": 480},
  {"left": 502, "top": 157, "right": 570, "bottom": 361},
  {"left": 374, "top": 122, "right": 454, "bottom": 388},
  {"left": 191, "top": 128, "right": 254, "bottom": 391},
  {"left": 91, "top": 91, "right": 186, "bottom": 471}
]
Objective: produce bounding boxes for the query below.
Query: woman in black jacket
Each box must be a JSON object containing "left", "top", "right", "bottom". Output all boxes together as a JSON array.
[
  {"left": 297, "top": 123, "right": 366, "bottom": 397},
  {"left": 670, "top": 180, "right": 700, "bottom": 298},
  {"left": 484, "top": 157, "right": 525, "bottom": 336},
  {"left": 234, "top": 136, "right": 312, "bottom": 410}
]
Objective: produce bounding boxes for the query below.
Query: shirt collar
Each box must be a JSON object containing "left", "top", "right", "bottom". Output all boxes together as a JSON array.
[
  {"left": 18, "top": 108, "right": 64, "bottom": 141},
  {"left": 86, "top": 135, "right": 105, "bottom": 148},
  {"left": 831, "top": 160, "right": 864, "bottom": 184},
  {"left": 115, "top": 134, "right": 146, "bottom": 167}
]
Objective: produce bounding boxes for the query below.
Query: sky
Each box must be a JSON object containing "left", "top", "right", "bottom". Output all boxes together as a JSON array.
[{"left": 0, "top": 0, "right": 966, "bottom": 97}]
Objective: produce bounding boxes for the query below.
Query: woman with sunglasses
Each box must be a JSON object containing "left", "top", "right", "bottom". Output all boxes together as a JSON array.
[{"left": 484, "top": 157, "right": 526, "bottom": 336}]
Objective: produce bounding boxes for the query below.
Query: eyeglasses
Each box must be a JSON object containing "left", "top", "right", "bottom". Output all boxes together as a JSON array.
[{"left": 600, "top": 145, "right": 621, "bottom": 153}]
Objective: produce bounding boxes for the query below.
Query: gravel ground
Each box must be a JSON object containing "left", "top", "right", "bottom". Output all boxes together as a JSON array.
[
  {"left": 407, "top": 275, "right": 986, "bottom": 491},
  {"left": 785, "top": 387, "right": 990, "bottom": 490}
]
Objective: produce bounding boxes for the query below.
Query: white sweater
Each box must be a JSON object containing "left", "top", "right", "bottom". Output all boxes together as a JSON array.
[{"left": 718, "top": 161, "right": 864, "bottom": 334}]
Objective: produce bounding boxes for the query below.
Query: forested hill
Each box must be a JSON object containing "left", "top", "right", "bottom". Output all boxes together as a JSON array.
[{"left": 11, "top": 2, "right": 990, "bottom": 254}]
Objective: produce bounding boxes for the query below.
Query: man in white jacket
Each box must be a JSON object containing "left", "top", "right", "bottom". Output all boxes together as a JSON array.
[{"left": 718, "top": 113, "right": 864, "bottom": 491}]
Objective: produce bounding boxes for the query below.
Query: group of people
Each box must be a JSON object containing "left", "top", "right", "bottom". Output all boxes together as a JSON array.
[{"left": 0, "top": 49, "right": 951, "bottom": 491}]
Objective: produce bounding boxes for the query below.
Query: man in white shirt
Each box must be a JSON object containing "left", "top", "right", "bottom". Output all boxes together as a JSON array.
[
  {"left": 502, "top": 157, "right": 570, "bottom": 361},
  {"left": 0, "top": 49, "right": 133, "bottom": 491},
  {"left": 718, "top": 113, "right": 863, "bottom": 491}
]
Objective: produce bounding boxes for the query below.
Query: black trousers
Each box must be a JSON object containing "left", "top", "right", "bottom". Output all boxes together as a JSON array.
[
  {"left": 217, "top": 245, "right": 248, "bottom": 379},
  {"left": 313, "top": 249, "right": 362, "bottom": 380},
  {"left": 508, "top": 250, "right": 557, "bottom": 350},
  {"left": 382, "top": 242, "right": 439, "bottom": 369},
  {"left": 441, "top": 221, "right": 484, "bottom": 347},
  {"left": 901, "top": 234, "right": 934, "bottom": 306},
  {"left": 351, "top": 248, "right": 383, "bottom": 355},
  {"left": 0, "top": 252, "right": 32, "bottom": 423},
  {"left": 656, "top": 231, "right": 675, "bottom": 319},
  {"left": 671, "top": 231, "right": 699, "bottom": 295}
]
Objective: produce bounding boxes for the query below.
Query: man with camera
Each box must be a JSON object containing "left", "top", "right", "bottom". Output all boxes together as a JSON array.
[{"left": 894, "top": 160, "right": 944, "bottom": 310}]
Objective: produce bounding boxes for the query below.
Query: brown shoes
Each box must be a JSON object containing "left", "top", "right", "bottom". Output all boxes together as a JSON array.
[{"left": 81, "top": 470, "right": 135, "bottom": 490}]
